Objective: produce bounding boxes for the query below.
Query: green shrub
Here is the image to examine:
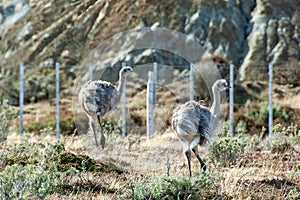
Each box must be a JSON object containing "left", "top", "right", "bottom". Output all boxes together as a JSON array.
[
  {"left": 0, "top": 142, "right": 65, "bottom": 167},
  {"left": 0, "top": 100, "right": 17, "bottom": 142},
  {"left": 24, "top": 115, "right": 75, "bottom": 135},
  {"left": 0, "top": 164, "right": 60, "bottom": 199},
  {"left": 209, "top": 137, "right": 246, "bottom": 167},
  {"left": 217, "top": 122, "right": 230, "bottom": 137},
  {"left": 296, "top": 163, "right": 300, "bottom": 171},
  {"left": 102, "top": 119, "right": 121, "bottom": 136},
  {"left": 235, "top": 120, "right": 247, "bottom": 135},
  {"left": 129, "top": 171, "right": 214, "bottom": 200},
  {"left": 244, "top": 100, "right": 289, "bottom": 122},
  {"left": 268, "top": 124, "right": 300, "bottom": 153},
  {"left": 0, "top": 141, "right": 127, "bottom": 198}
]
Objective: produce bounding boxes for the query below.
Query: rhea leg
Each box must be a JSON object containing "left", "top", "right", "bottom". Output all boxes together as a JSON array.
[
  {"left": 87, "top": 115, "right": 98, "bottom": 147},
  {"left": 190, "top": 137, "right": 206, "bottom": 171},
  {"left": 192, "top": 146, "right": 206, "bottom": 171},
  {"left": 96, "top": 113, "right": 106, "bottom": 149},
  {"left": 184, "top": 150, "right": 193, "bottom": 177},
  {"left": 183, "top": 143, "right": 192, "bottom": 177}
]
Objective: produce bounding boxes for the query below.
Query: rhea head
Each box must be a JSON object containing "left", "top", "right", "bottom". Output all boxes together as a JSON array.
[{"left": 120, "top": 66, "right": 133, "bottom": 77}]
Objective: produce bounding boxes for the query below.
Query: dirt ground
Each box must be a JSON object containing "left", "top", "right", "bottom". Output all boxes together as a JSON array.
[{"left": 66, "top": 129, "right": 204, "bottom": 176}]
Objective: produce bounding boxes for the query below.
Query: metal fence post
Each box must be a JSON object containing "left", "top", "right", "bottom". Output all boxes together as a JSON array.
[
  {"left": 147, "top": 71, "right": 154, "bottom": 139},
  {"left": 229, "top": 64, "right": 234, "bottom": 136},
  {"left": 20, "top": 63, "right": 24, "bottom": 136},
  {"left": 121, "top": 62, "right": 126, "bottom": 139},
  {"left": 153, "top": 62, "right": 157, "bottom": 104},
  {"left": 269, "top": 63, "right": 273, "bottom": 137},
  {"left": 56, "top": 62, "right": 60, "bottom": 138}
]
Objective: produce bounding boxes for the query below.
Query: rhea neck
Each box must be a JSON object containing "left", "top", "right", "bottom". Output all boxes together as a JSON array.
[
  {"left": 210, "top": 85, "right": 221, "bottom": 117},
  {"left": 117, "top": 72, "right": 127, "bottom": 95}
]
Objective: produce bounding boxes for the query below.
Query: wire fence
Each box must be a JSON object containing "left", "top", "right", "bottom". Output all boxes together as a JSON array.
[{"left": 18, "top": 61, "right": 275, "bottom": 139}]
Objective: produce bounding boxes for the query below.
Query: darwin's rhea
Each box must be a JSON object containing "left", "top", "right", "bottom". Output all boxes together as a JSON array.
[
  {"left": 172, "top": 79, "right": 229, "bottom": 177},
  {"left": 79, "top": 66, "right": 133, "bottom": 148}
]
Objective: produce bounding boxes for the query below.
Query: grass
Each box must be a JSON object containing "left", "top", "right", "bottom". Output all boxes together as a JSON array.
[
  {"left": 0, "top": 123, "right": 300, "bottom": 199},
  {"left": 129, "top": 171, "right": 216, "bottom": 200},
  {"left": 0, "top": 100, "right": 17, "bottom": 142},
  {"left": 1, "top": 91, "right": 300, "bottom": 199},
  {"left": 0, "top": 140, "right": 128, "bottom": 199}
]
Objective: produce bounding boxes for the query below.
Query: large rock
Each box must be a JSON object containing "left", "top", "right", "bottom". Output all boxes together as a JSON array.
[
  {"left": 185, "top": 0, "right": 256, "bottom": 67},
  {"left": 240, "top": 0, "right": 300, "bottom": 82}
]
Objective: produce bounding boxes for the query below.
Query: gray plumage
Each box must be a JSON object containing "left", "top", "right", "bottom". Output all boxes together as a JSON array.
[
  {"left": 79, "top": 66, "right": 133, "bottom": 148},
  {"left": 172, "top": 79, "right": 229, "bottom": 177}
]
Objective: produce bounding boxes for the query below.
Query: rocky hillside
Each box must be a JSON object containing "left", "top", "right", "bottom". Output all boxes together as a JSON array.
[{"left": 0, "top": 0, "right": 300, "bottom": 104}]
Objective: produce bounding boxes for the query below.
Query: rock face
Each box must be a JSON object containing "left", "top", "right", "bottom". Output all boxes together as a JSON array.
[
  {"left": 240, "top": 0, "right": 300, "bottom": 82},
  {"left": 0, "top": 0, "right": 299, "bottom": 104},
  {"left": 185, "top": 0, "right": 255, "bottom": 67}
]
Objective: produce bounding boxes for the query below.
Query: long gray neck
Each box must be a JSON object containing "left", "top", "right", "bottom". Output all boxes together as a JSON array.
[
  {"left": 210, "top": 86, "right": 220, "bottom": 117},
  {"left": 117, "top": 74, "right": 126, "bottom": 97}
]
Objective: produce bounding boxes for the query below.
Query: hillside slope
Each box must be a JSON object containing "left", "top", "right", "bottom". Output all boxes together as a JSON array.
[{"left": 0, "top": 0, "right": 299, "bottom": 103}]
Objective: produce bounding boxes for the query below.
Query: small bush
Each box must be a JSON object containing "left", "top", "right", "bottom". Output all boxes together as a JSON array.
[
  {"left": 0, "top": 100, "right": 17, "bottom": 142},
  {"left": 209, "top": 137, "right": 246, "bottom": 167},
  {"left": 235, "top": 120, "right": 247, "bottom": 135},
  {"left": 102, "top": 119, "right": 121, "bottom": 135},
  {"left": 129, "top": 171, "right": 214, "bottom": 200},
  {"left": 268, "top": 124, "right": 300, "bottom": 153},
  {"left": 0, "top": 164, "right": 60, "bottom": 199},
  {"left": 244, "top": 100, "right": 289, "bottom": 123},
  {"left": 24, "top": 115, "right": 75, "bottom": 135},
  {"left": 296, "top": 163, "right": 300, "bottom": 171},
  {"left": 217, "top": 122, "right": 230, "bottom": 137},
  {"left": 0, "top": 142, "right": 65, "bottom": 167},
  {"left": 0, "top": 141, "right": 128, "bottom": 198}
]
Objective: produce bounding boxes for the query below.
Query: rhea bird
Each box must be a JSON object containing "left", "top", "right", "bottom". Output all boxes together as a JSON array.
[
  {"left": 78, "top": 66, "right": 133, "bottom": 148},
  {"left": 172, "top": 79, "right": 229, "bottom": 177}
]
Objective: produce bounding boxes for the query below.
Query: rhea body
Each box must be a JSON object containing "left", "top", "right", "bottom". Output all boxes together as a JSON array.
[
  {"left": 172, "top": 79, "right": 229, "bottom": 177},
  {"left": 79, "top": 66, "right": 133, "bottom": 148}
]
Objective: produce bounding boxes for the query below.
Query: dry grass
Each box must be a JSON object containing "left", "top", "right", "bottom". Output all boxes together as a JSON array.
[
  {"left": 3, "top": 77, "right": 300, "bottom": 199},
  {"left": 2, "top": 129, "right": 300, "bottom": 199}
]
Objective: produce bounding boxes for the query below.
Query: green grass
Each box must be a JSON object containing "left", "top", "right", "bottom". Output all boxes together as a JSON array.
[
  {"left": 129, "top": 171, "right": 217, "bottom": 200},
  {"left": 0, "top": 100, "right": 17, "bottom": 142},
  {"left": 209, "top": 136, "right": 246, "bottom": 167},
  {"left": 24, "top": 115, "right": 75, "bottom": 135},
  {"left": 0, "top": 140, "right": 127, "bottom": 199},
  {"left": 0, "top": 123, "right": 300, "bottom": 199}
]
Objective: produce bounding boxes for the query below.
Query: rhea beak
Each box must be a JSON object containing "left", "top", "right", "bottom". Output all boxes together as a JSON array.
[
  {"left": 126, "top": 67, "right": 133, "bottom": 73},
  {"left": 225, "top": 83, "right": 231, "bottom": 90}
]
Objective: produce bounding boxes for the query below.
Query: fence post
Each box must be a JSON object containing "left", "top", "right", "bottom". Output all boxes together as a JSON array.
[
  {"left": 20, "top": 63, "right": 24, "bottom": 136},
  {"left": 153, "top": 62, "right": 157, "bottom": 104},
  {"left": 121, "top": 62, "right": 126, "bottom": 139},
  {"left": 229, "top": 64, "right": 234, "bottom": 136},
  {"left": 56, "top": 62, "right": 60, "bottom": 138},
  {"left": 147, "top": 71, "right": 154, "bottom": 139},
  {"left": 89, "top": 63, "right": 93, "bottom": 81},
  {"left": 190, "top": 63, "right": 194, "bottom": 101},
  {"left": 268, "top": 63, "right": 273, "bottom": 137}
]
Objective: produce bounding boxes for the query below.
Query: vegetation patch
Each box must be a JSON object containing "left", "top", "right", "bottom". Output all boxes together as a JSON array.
[
  {"left": 55, "top": 152, "right": 96, "bottom": 172},
  {"left": 0, "top": 100, "right": 17, "bottom": 142},
  {"left": 129, "top": 171, "right": 222, "bottom": 200},
  {"left": 0, "top": 141, "right": 127, "bottom": 198},
  {"left": 244, "top": 100, "right": 289, "bottom": 123},
  {"left": 269, "top": 124, "right": 300, "bottom": 153},
  {"left": 24, "top": 115, "right": 75, "bottom": 135},
  {"left": 209, "top": 136, "right": 246, "bottom": 167},
  {"left": 0, "top": 164, "right": 60, "bottom": 199}
]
